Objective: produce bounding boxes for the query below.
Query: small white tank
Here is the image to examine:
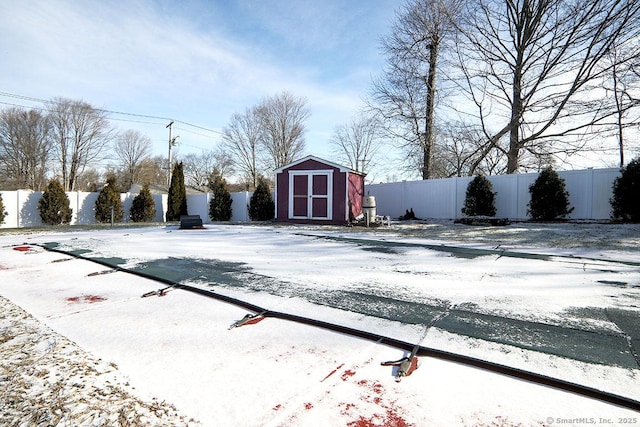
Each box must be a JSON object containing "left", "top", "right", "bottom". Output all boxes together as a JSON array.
[{"left": 362, "top": 195, "right": 376, "bottom": 222}]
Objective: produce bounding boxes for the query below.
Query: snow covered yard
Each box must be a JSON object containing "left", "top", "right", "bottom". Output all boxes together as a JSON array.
[
  {"left": 1, "top": 222, "right": 639, "bottom": 426},
  {"left": 0, "top": 295, "right": 197, "bottom": 427}
]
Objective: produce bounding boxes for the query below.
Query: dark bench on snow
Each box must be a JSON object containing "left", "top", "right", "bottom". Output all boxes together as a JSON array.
[{"left": 179, "top": 215, "right": 204, "bottom": 229}]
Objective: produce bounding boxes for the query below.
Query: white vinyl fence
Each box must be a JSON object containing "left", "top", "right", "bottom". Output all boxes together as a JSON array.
[
  {"left": 0, "top": 190, "right": 256, "bottom": 228},
  {"left": 366, "top": 167, "right": 621, "bottom": 221},
  {"left": 184, "top": 192, "right": 254, "bottom": 223},
  {"left": 0, "top": 167, "right": 622, "bottom": 228}
]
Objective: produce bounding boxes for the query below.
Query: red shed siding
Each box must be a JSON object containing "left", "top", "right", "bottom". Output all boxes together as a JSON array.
[
  {"left": 276, "top": 171, "right": 290, "bottom": 220},
  {"left": 348, "top": 172, "right": 365, "bottom": 220}
]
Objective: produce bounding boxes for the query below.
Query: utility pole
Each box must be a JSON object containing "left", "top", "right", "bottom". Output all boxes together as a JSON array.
[{"left": 166, "top": 121, "right": 178, "bottom": 186}]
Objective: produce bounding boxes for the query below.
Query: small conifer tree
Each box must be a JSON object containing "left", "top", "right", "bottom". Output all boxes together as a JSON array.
[
  {"left": 208, "top": 170, "right": 232, "bottom": 221},
  {"left": 95, "top": 175, "right": 124, "bottom": 223},
  {"left": 130, "top": 183, "right": 156, "bottom": 222},
  {"left": 0, "top": 193, "right": 7, "bottom": 225},
  {"left": 248, "top": 178, "right": 274, "bottom": 221},
  {"left": 38, "top": 179, "right": 73, "bottom": 225},
  {"left": 462, "top": 175, "right": 496, "bottom": 217},
  {"left": 166, "top": 162, "right": 188, "bottom": 221},
  {"left": 611, "top": 157, "right": 640, "bottom": 222},
  {"left": 528, "top": 167, "right": 573, "bottom": 221}
]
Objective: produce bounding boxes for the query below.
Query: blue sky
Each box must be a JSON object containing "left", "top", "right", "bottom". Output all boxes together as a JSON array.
[{"left": 0, "top": 0, "right": 400, "bottom": 178}]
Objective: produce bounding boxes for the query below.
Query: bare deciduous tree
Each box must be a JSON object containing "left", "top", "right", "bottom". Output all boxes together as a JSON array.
[
  {"left": 222, "top": 107, "right": 262, "bottom": 188},
  {"left": 433, "top": 121, "right": 502, "bottom": 177},
  {"left": 182, "top": 148, "right": 234, "bottom": 190},
  {"left": 373, "top": 0, "right": 461, "bottom": 179},
  {"left": 602, "top": 39, "right": 640, "bottom": 168},
  {"left": 49, "top": 97, "right": 114, "bottom": 191},
  {"left": 211, "top": 148, "right": 234, "bottom": 180},
  {"left": 74, "top": 168, "right": 103, "bottom": 192},
  {"left": 0, "top": 107, "right": 52, "bottom": 190},
  {"left": 257, "top": 91, "right": 309, "bottom": 170},
  {"left": 137, "top": 155, "right": 169, "bottom": 186},
  {"left": 330, "top": 111, "right": 383, "bottom": 174},
  {"left": 114, "top": 129, "right": 152, "bottom": 189},
  {"left": 455, "top": 0, "right": 640, "bottom": 173}
]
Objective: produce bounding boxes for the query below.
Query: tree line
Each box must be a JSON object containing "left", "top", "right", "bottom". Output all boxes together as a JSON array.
[
  {"left": 0, "top": 98, "right": 110, "bottom": 191},
  {"left": 0, "top": 98, "right": 233, "bottom": 192},
  {"left": 0, "top": 91, "right": 313, "bottom": 193}
]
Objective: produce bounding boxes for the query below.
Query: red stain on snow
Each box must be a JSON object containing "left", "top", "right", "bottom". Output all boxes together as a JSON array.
[
  {"left": 372, "top": 382, "right": 383, "bottom": 395},
  {"left": 347, "top": 408, "right": 413, "bottom": 427},
  {"left": 341, "top": 369, "right": 356, "bottom": 381},
  {"left": 340, "top": 379, "right": 414, "bottom": 427},
  {"left": 272, "top": 404, "right": 282, "bottom": 411},
  {"left": 66, "top": 295, "right": 107, "bottom": 304},
  {"left": 344, "top": 403, "right": 356, "bottom": 411},
  {"left": 13, "top": 245, "right": 32, "bottom": 252},
  {"left": 371, "top": 381, "right": 384, "bottom": 404},
  {"left": 304, "top": 402, "right": 313, "bottom": 410}
]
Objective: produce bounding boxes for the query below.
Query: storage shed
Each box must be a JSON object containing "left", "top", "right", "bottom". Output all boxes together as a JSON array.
[{"left": 275, "top": 155, "right": 366, "bottom": 225}]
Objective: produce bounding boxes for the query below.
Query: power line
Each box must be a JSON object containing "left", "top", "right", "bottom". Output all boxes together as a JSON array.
[
  {"left": 0, "top": 91, "right": 44, "bottom": 104},
  {"left": 174, "top": 125, "right": 221, "bottom": 139},
  {"left": 0, "top": 100, "right": 167, "bottom": 128},
  {"left": 0, "top": 90, "right": 223, "bottom": 135},
  {"left": 0, "top": 98, "right": 223, "bottom": 157},
  {"left": 178, "top": 142, "right": 215, "bottom": 152},
  {"left": 0, "top": 100, "right": 48, "bottom": 111},
  {"left": 100, "top": 117, "right": 166, "bottom": 126}
]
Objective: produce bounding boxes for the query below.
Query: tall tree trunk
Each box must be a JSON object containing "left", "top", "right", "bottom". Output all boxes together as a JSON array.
[
  {"left": 507, "top": 92, "right": 521, "bottom": 173},
  {"left": 252, "top": 142, "right": 257, "bottom": 189},
  {"left": 60, "top": 142, "right": 69, "bottom": 191},
  {"left": 508, "top": 40, "right": 525, "bottom": 174},
  {"left": 422, "top": 41, "right": 439, "bottom": 179},
  {"left": 612, "top": 60, "right": 625, "bottom": 168}
]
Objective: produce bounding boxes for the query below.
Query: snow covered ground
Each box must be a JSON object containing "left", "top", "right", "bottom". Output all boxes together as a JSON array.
[{"left": 1, "top": 221, "right": 639, "bottom": 426}]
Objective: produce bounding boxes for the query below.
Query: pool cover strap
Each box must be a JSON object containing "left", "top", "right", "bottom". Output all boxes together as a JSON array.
[{"left": 381, "top": 344, "right": 420, "bottom": 381}]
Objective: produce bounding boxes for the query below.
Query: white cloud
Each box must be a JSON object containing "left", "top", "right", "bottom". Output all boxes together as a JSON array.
[
  {"left": 0, "top": 2, "right": 279, "bottom": 102},
  {"left": 0, "top": 0, "right": 396, "bottom": 160}
]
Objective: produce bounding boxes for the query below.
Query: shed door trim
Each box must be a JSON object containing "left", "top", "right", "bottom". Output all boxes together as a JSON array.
[{"left": 288, "top": 170, "right": 333, "bottom": 220}]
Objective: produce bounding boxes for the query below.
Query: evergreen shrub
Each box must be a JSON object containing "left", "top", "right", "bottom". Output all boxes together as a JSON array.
[
  {"left": 248, "top": 178, "right": 274, "bottom": 221},
  {"left": 167, "top": 162, "right": 188, "bottom": 221},
  {"left": 130, "top": 183, "right": 156, "bottom": 222},
  {"left": 38, "top": 179, "right": 73, "bottom": 225},
  {"left": 208, "top": 170, "right": 232, "bottom": 221},
  {"left": 462, "top": 175, "right": 496, "bottom": 217},
  {"left": 0, "top": 193, "right": 7, "bottom": 225},
  {"left": 611, "top": 157, "right": 640, "bottom": 222},
  {"left": 95, "top": 175, "right": 124, "bottom": 223},
  {"left": 528, "top": 167, "right": 573, "bottom": 221}
]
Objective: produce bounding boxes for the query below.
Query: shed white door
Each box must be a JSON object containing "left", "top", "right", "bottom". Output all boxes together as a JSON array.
[{"left": 289, "top": 171, "right": 333, "bottom": 220}]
